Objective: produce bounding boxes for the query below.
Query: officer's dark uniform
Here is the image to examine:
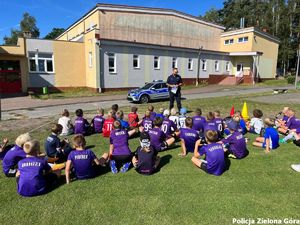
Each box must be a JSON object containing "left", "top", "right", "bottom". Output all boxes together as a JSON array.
[{"left": 166, "top": 74, "right": 182, "bottom": 111}]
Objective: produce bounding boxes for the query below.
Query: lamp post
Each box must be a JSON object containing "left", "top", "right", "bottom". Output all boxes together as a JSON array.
[{"left": 295, "top": 47, "right": 300, "bottom": 89}]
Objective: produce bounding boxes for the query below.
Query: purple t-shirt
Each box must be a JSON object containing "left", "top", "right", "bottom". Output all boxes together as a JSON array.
[
  {"left": 286, "top": 116, "right": 300, "bottom": 130},
  {"left": 142, "top": 118, "right": 153, "bottom": 132},
  {"left": 74, "top": 117, "right": 89, "bottom": 135},
  {"left": 67, "top": 149, "right": 97, "bottom": 179},
  {"left": 199, "top": 143, "right": 226, "bottom": 176},
  {"left": 150, "top": 112, "right": 156, "bottom": 121},
  {"left": 148, "top": 127, "right": 166, "bottom": 151},
  {"left": 282, "top": 115, "right": 289, "bottom": 123},
  {"left": 110, "top": 129, "right": 131, "bottom": 155},
  {"left": 17, "top": 157, "right": 51, "bottom": 197},
  {"left": 222, "top": 131, "right": 248, "bottom": 159},
  {"left": 204, "top": 120, "right": 218, "bottom": 133},
  {"left": 192, "top": 116, "right": 206, "bottom": 133},
  {"left": 179, "top": 128, "right": 199, "bottom": 153},
  {"left": 214, "top": 118, "right": 224, "bottom": 133},
  {"left": 136, "top": 146, "right": 157, "bottom": 174},
  {"left": 161, "top": 118, "right": 177, "bottom": 137},
  {"left": 2, "top": 145, "right": 26, "bottom": 175},
  {"left": 93, "top": 115, "right": 105, "bottom": 133}
]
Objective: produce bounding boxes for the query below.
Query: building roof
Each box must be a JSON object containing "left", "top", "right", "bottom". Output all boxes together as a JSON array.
[
  {"left": 221, "top": 27, "right": 280, "bottom": 44},
  {"left": 56, "top": 3, "right": 225, "bottom": 40}
]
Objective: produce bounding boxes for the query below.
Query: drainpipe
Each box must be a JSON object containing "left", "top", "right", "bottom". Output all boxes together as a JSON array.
[
  {"left": 96, "top": 39, "right": 102, "bottom": 93},
  {"left": 295, "top": 48, "right": 300, "bottom": 89},
  {"left": 252, "top": 55, "right": 256, "bottom": 85},
  {"left": 196, "top": 46, "right": 203, "bottom": 86}
]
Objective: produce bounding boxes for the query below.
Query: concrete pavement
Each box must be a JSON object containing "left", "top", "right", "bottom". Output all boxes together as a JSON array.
[{"left": 0, "top": 85, "right": 294, "bottom": 121}]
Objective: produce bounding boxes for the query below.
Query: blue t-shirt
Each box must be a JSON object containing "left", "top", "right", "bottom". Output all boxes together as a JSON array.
[
  {"left": 263, "top": 127, "right": 279, "bottom": 149},
  {"left": 44, "top": 134, "right": 61, "bottom": 157}
]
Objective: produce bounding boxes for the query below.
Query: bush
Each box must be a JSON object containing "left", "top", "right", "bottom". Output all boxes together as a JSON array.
[{"left": 286, "top": 75, "right": 295, "bottom": 84}]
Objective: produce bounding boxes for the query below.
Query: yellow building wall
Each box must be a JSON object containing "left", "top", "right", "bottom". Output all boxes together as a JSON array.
[
  {"left": 220, "top": 32, "right": 254, "bottom": 52},
  {"left": 53, "top": 41, "right": 86, "bottom": 87},
  {"left": 84, "top": 30, "right": 98, "bottom": 88},
  {"left": 0, "top": 38, "right": 25, "bottom": 55},
  {"left": 252, "top": 35, "right": 279, "bottom": 78}
]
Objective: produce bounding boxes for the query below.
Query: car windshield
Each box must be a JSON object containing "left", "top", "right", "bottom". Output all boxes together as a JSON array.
[{"left": 141, "top": 83, "right": 154, "bottom": 90}]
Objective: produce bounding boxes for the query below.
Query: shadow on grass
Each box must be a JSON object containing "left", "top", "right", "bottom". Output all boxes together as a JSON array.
[{"left": 156, "top": 154, "right": 172, "bottom": 172}]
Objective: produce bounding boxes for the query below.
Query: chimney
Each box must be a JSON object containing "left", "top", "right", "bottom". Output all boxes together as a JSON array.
[{"left": 240, "top": 18, "right": 245, "bottom": 29}]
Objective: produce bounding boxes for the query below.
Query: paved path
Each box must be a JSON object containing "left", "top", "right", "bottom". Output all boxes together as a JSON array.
[{"left": 0, "top": 85, "right": 294, "bottom": 121}]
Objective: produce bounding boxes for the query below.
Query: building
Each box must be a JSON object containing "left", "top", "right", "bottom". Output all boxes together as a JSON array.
[{"left": 0, "top": 3, "right": 280, "bottom": 94}]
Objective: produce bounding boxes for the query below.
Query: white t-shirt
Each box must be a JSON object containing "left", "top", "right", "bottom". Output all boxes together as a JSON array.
[
  {"left": 250, "top": 117, "right": 264, "bottom": 134},
  {"left": 178, "top": 115, "right": 186, "bottom": 129},
  {"left": 58, "top": 116, "right": 73, "bottom": 135}
]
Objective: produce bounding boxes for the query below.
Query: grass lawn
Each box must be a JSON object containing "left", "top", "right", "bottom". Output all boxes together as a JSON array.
[{"left": 1, "top": 94, "right": 300, "bottom": 225}]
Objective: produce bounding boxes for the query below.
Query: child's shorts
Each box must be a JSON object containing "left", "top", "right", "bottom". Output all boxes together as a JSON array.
[
  {"left": 199, "top": 160, "right": 208, "bottom": 173},
  {"left": 159, "top": 141, "right": 168, "bottom": 151}
]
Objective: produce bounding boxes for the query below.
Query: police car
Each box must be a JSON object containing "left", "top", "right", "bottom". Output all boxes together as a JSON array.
[{"left": 127, "top": 80, "right": 169, "bottom": 103}]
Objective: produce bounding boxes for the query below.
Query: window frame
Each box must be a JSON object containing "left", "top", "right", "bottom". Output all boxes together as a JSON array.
[
  {"left": 224, "top": 39, "right": 234, "bottom": 45},
  {"left": 154, "top": 56, "right": 160, "bottom": 70},
  {"left": 237, "top": 36, "right": 249, "bottom": 43},
  {"left": 133, "top": 54, "right": 140, "bottom": 69},
  {"left": 88, "top": 52, "right": 93, "bottom": 68},
  {"left": 172, "top": 57, "right": 178, "bottom": 69},
  {"left": 215, "top": 61, "right": 219, "bottom": 72},
  {"left": 108, "top": 52, "right": 117, "bottom": 74},
  {"left": 188, "top": 58, "right": 194, "bottom": 71},
  {"left": 226, "top": 61, "right": 230, "bottom": 72},
  {"left": 28, "top": 52, "right": 55, "bottom": 73},
  {"left": 202, "top": 59, "right": 207, "bottom": 71}
]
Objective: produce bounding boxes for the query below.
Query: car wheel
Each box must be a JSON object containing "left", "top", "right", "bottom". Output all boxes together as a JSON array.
[{"left": 140, "top": 94, "right": 150, "bottom": 104}]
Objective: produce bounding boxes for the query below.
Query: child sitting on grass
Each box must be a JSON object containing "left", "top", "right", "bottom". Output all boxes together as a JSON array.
[
  {"left": 156, "top": 108, "right": 165, "bottom": 119},
  {"left": 44, "top": 124, "right": 73, "bottom": 162},
  {"left": 178, "top": 107, "right": 187, "bottom": 129},
  {"left": 111, "top": 104, "right": 119, "bottom": 119},
  {"left": 2, "top": 133, "right": 32, "bottom": 177},
  {"left": 91, "top": 108, "right": 105, "bottom": 134},
  {"left": 148, "top": 105, "right": 156, "bottom": 121},
  {"left": 116, "top": 110, "right": 129, "bottom": 130},
  {"left": 74, "top": 109, "right": 90, "bottom": 135},
  {"left": 148, "top": 117, "right": 175, "bottom": 152},
  {"left": 102, "top": 110, "right": 115, "bottom": 137},
  {"left": 252, "top": 118, "right": 279, "bottom": 153},
  {"left": 161, "top": 109, "right": 178, "bottom": 138},
  {"left": 204, "top": 112, "right": 218, "bottom": 133},
  {"left": 139, "top": 110, "right": 153, "bottom": 133},
  {"left": 169, "top": 108, "right": 179, "bottom": 128},
  {"left": 192, "top": 130, "right": 226, "bottom": 176},
  {"left": 58, "top": 109, "right": 73, "bottom": 136},
  {"left": 213, "top": 110, "right": 224, "bottom": 136},
  {"left": 0, "top": 137, "right": 12, "bottom": 160},
  {"left": 220, "top": 121, "right": 248, "bottom": 159},
  {"left": 65, "top": 135, "right": 108, "bottom": 183},
  {"left": 132, "top": 132, "right": 160, "bottom": 175},
  {"left": 128, "top": 106, "right": 139, "bottom": 129},
  {"left": 192, "top": 108, "right": 206, "bottom": 136},
  {"left": 247, "top": 109, "right": 264, "bottom": 135},
  {"left": 16, "top": 140, "right": 59, "bottom": 197},
  {"left": 109, "top": 121, "right": 133, "bottom": 173},
  {"left": 178, "top": 117, "right": 199, "bottom": 157}
]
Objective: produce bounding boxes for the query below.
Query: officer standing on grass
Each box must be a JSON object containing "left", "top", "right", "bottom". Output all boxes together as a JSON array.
[{"left": 166, "top": 68, "right": 183, "bottom": 111}]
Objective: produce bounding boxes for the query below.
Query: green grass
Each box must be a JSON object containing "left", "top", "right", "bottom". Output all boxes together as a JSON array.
[
  {"left": 256, "top": 78, "right": 288, "bottom": 86},
  {"left": 1, "top": 94, "right": 300, "bottom": 225}
]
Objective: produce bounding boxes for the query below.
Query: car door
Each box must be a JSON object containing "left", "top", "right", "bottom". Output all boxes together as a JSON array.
[
  {"left": 150, "top": 83, "right": 162, "bottom": 99},
  {"left": 160, "top": 83, "right": 170, "bottom": 98}
]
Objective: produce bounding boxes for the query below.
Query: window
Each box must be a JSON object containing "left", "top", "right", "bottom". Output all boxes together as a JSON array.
[
  {"left": 237, "top": 63, "right": 244, "bottom": 72},
  {"left": 28, "top": 52, "right": 54, "bottom": 73},
  {"left": 215, "top": 61, "right": 219, "bottom": 72},
  {"left": 88, "top": 52, "right": 93, "bottom": 68},
  {"left": 153, "top": 83, "right": 162, "bottom": 89},
  {"left": 133, "top": 55, "right": 140, "bottom": 69},
  {"left": 226, "top": 62, "right": 230, "bottom": 72},
  {"left": 108, "top": 53, "right": 116, "bottom": 73},
  {"left": 224, "top": 39, "right": 234, "bottom": 45},
  {"left": 238, "top": 36, "right": 249, "bottom": 43},
  {"left": 172, "top": 57, "right": 178, "bottom": 69},
  {"left": 154, "top": 56, "right": 160, "bottom": 70},
  {"left": 188, "top": 58, "right": 193, "bottom": 70},
  {"left": 202, "top": 59, "right": 207, "bottom": 71}
]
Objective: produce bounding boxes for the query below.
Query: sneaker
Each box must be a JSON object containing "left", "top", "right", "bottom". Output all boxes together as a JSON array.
[
  {"left": 228, "top": 154, "right": 237, "bottom": 159},
  {"left": 279, "top": 138, "right": 286, "bottom": 144},
  {"left": 291, "top": 164, "right": 300, "bottom": 172},
  {"left": 120, "top": 162, "right": 131, "bottom": 173},
  {"left": 110, "top": 160, "right": 118, "bottom": 174}
]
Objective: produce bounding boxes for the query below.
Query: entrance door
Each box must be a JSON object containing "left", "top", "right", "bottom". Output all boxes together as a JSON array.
[
  {"left": 236, "top": 63, "right": 244, "bottom": 77},
  {"left": 0, "top": 60, "right": 22, "bottom": 93}
]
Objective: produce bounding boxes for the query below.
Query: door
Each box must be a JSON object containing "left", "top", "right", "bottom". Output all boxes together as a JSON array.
[
  {"left": 0, "top": 60, "right": 22, "bottom": 93},
  {"left": 236, "top": 63, "right": 244, "bottom": 77}
]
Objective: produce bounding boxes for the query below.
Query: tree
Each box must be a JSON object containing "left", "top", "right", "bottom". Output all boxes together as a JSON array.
[
  {"left": 3, "top": 12, "right": 39, "bottom": 45},
  {"left": 200, "top": 7, "right": 222, "bottom": 24},
  {"left": 44, "top": 28, "right": 65, "bottom": 40}
]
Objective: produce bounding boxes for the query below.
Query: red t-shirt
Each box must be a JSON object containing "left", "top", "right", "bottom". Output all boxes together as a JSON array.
[
  {"left": 128, "top": 112, "right": 139, "bottom": 128},
  {"left": 102, "top": 118, "right": 115, "bottom": 137}
]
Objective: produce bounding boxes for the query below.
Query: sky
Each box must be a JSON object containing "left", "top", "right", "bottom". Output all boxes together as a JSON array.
[{"left": 0, "top": 0, "right": 224, "bottom": 44}]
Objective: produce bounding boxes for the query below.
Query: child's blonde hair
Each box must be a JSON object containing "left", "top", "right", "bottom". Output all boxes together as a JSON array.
[
  {"left": 205, "top": 130, "right": 218, "bottom": 143},
  {"left": 213, "top": 110, "right": 220, "bottom": 117},
  {"left": 107, "top": 110, "right": 113, "bottom": 118},
  {"left": 97, "top": 108, "right": 104, "bottom": 115},
  {"left": 170, "top": 108, "right": 177, "bottom": 116},
  {"left": 145, "top": 110, "right": 151, "bottom": 118},
  {"left": 15, "top": 133, "right": 32, "bottom": 147},
  {"left": 159, "top": 108, "right": 164, "bottom": 114},
  {"left": 73, "top": 135, "right": 86, "bottom": 148},
  {"left": 116, "top": 110, "right": 124, "bottom": 119},
  {"left": 233, "top": 115, "right": 240, "bottom": 122},
  {"left": 23, "top": 140, "right": 40, "bottom": 155},
  {"left": 265, "top": 118, "right": 275, "bottom": 127}
]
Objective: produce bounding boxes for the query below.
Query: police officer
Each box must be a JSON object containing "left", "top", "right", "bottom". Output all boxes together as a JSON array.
[{"left": 166, "top": 68, "right": 183, "bottom": 111}]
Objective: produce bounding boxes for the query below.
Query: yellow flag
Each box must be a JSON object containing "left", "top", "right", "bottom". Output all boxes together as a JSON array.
[{"left": 241, "top": 102, "right": 249, "bottom": 120}]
